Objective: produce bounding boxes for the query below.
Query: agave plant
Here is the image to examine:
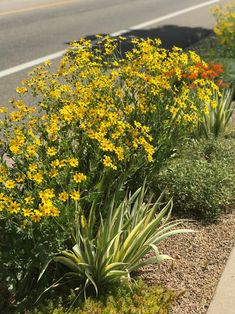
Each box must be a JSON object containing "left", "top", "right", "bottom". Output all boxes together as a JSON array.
[
  {"left": 198, "top": 87, "right": 234, "bottom": 138},
  {"left": 39, "top": 186, "right": 193, "bottom": 297}
]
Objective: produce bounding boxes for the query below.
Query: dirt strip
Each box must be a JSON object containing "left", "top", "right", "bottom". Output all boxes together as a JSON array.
[{"left": 138, "top": 209, "right": 235, "bottom": 314}]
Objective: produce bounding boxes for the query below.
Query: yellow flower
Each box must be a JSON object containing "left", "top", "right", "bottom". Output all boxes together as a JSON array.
[
  {"left": 59, "top": 192, "right": 69, "bottom": 202},
  {"left": 49, "top": 206, "right": 60, "bottom": 217},
  {"left": 10, "top": 111, "right": 22, "bottom": 121},
  {"left": 0, "top": 107, "right": 7, "bottom": 113},
  {"left": 25, "top": 196, "right": 34, "bottom": 205},
  {"left": 115, "top": 147, "right": 124, "bottom": 161},
  {"left": 38, "top": 199, "right": 59, "bottom": 217},
  {"left": 8, "top": 201, "right": 21, "bottom": 214},
  {"left": 51, "top": 159, "right": 60, "bottom": 168},
  {"left": 73, "top": 172, "right": 87, "bottom": 183},
  {"left": 134, "top": 121, "right": 142, "bottom": 129},
  {"left": 5, "top": 180, "right": 16, "bottom": 189},
  {"left": 50, "top": 89, "right": 61, "bottom": 99},
  {"left": 59, "top": 159, "right": 67, "bottom": 168},
  {"left": 49, "top": 169, "right": 58, "bottom": 177},
  {"left": 26, "top": 144, "right": 37, "bottom": 157},
  {"left": 34, "top": 138, "right": 41, "bottom": 146},
  {"left": 39, "top": 188, "right": 55, "bottom": 201},
  {"left": 100, "top": 139, "right": 115, "bottom": 152},
  {"left": 169, "top": 106, "right": 179, "bottom": 116},
  {"left": 103, "top": 155, "right": 117, "bottom": 170},
  {"left": 15, "top": 100, "right": 26, "bottom": 110},
  {"left": 22, "top": 208, "right": 33, "bottom": 217},
  {"left": 48, "top": 169, "right": 59, "bottom": 178},
  {"left": 16, "top": 86, "right": 28, "bottom": 94},
  {"left": 211, "top": 100, "right": 217, "bottom": 109},
  {"left": 70, "top": 190, "right": 80, "bottom": 201},
  {"left": 29, "top": 163, "right": 38, "bottom": 172},
  {"left": 9, "top": 145, "right": 19, "bottom": 154},
  {"left": 31, "top": 210, "right": 43, "bottom": 222},
  {"left": 203, "top": 106, "right": 209, "bottom": 115},
  {"left": 47, "top": 147, "right": 57, "bottom": 156},
  {"left": 33, "top": 172, "right": 44, "bottom": 183},
  {"left": 68, "top": 158, "right": 79, "bottom": 167},
  {"left": 183, "top": 114, "right": 193, "bottom": 122},
  {"left": 44, "top": 60, "right": 51, "bottom": 67},
  {"left": 27, "top": 171, "right": 33, "bottom": 180}
]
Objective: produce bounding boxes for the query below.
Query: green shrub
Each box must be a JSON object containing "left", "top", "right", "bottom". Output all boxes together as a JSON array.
[
  {"left": 33, "top": 280, "right": 177, "bottom": 314},
  {"left": 155, "top": 138, "right": 235, "bottom": 218},
  {"left": 177, "top": 137, "right": 235, "bottom": 162}
]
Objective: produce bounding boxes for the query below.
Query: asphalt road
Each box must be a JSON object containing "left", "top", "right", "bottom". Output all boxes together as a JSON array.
[{"left": 0, "top": 0, "right": 230, "bottom": 105}]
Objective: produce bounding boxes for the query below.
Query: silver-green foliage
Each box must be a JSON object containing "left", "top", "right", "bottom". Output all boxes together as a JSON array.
[
  {"left": 39, "top": 186, "right": 193, "bottom": 296},
  {"left": 156, "top": 138, "right": 235, "bottom": 218}
]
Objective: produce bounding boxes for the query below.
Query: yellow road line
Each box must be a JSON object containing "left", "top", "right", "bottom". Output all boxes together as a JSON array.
[{"left": 0, "top": 0, "right": 77, "bottom": 17}]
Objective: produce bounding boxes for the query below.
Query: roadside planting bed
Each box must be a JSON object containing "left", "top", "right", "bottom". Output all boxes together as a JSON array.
[{"left": 0, "top": 1, "right": 234, "bottom": 313}]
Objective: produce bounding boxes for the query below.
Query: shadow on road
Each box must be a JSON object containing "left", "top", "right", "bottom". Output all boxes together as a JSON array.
[{"left": 65, "top": 24, "right": 212, "bottom": 51}]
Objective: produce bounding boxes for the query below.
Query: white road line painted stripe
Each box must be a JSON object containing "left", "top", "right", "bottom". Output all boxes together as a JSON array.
[
  {"left": 110, "top": 0, "right": 219, "bottom": 36},
  {"left": 0, "top": 50, "right": 66, "bottom": 78},
  {"left": 128, "top": 0, "right": 219, "bottom": 30},
  {"left": 0, "top": 0, "right": 219, "bottom": 79},
  {"left": 110, "top": 30, "right": 128, "bottom": 37}
]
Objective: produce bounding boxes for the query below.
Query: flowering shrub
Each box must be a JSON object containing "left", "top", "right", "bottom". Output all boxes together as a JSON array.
[
  {"left": 0, "top": 37, "right": 221, "bottom": 223},
  {"left": 212, "top": 1, "right": 235, "bottom": 55}
]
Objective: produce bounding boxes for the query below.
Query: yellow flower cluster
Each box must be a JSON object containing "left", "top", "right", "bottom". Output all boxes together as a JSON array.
[
  {"left": 0, "top": 36, "right": 221, "bottom": 222},
  {"left": 212, "top": 1, "right": 235, "bottom": 51}
]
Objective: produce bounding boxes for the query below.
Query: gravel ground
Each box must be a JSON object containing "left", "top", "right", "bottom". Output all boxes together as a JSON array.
[{"left": 138, "top": 209, "right": 235, "bottom": 314}]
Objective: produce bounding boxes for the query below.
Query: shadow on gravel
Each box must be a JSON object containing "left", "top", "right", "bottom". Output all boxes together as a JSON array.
[{"left": 65, "top": 24, "right": 213, "bottom": 51}]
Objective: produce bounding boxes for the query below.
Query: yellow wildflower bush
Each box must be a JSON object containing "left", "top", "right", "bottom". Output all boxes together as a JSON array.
[
  {"left": 0, "top": 37, "right": 221, "bottom": 224},
  {"left": 212, "top": 1, "right": 235, "bottom": 54}
]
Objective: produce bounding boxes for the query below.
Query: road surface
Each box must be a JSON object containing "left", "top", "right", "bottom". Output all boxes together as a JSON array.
[{"left": 0, "top": 0, "right": 230, "bottom": 105}]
